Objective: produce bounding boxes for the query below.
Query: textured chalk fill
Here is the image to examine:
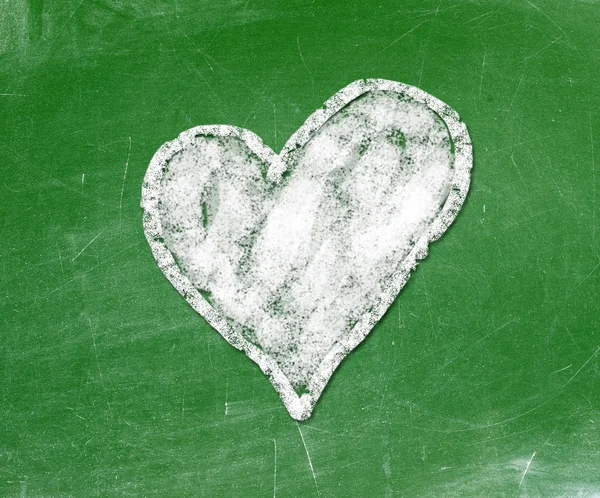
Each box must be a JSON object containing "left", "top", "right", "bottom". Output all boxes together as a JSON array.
[{"left": 158, "top": 90, "right": 454, "bottom": 391}]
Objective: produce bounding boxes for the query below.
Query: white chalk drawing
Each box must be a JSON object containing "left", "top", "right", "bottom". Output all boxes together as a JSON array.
[{"left": 141, "top": 79, "right": 472, "bottom": 420}]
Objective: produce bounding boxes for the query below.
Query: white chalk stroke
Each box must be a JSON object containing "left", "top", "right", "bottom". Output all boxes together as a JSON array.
[{"left": 141, "top": 79, "right": 472, "bottom": 420}]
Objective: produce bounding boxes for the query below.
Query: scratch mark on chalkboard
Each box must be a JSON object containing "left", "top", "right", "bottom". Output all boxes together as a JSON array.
[
  {"left": 525, "top": 0, "right": 568, "bottom": 40},
  {"left": 506, "top": 63, "right": 527, "bottom": 115},
  {"left": 0, "top": 93, "right": 29, "bottom": 97},
  {"left": 382, "top": 434, "right": 392, "bottom": 496},
  {"left": 56, "top": 0, "right": 87, "bottom": 38},
  {"left": 88, "top": 317, "right": 112, "bottom": 414},
  {"left": 421, "top": 273, "right": 436, "bottom": 333},
  {"left": 420, "top": 343, "right": 599, "bottom": 435},
  {"left": 467, "top": 427, "right": 536, "bottom": 446},
  {"left": 184, "top": 63, "right": 227, "bottom": 120},
  {"left": 302, "top": 425, "right": 359, "bottom": 438},
  {"left": 516, "top": 451, "right": 536, "bottom": 496},
  {"left": 3, "top": 182, "right": 22, "bottom": 193},
  {"left": 296, "top": 37, "right": 314, "bottom": 97},
  {"left": 296, "top": 422, "right": 320, "bottom": 497},
  {"left": 382, "top": 20, "right": 429, "bottom": 51},
  {"left": 176, "top": 36, "right": 275, "bottom": 116},
  {"left": 272, "top": 439, "right": 277, "bottom": 498},
  {"left": 564, "top": 326, "right": 581, "bottom": 350},
  {"left": 525, "top": 35, "right": 563, "bottom": 60},
  {"left": 502, "top": 207, "right": 558, "bottom": 230},
  {"left": 48, "top": 241, "right": 141, "bottom": 296},
  {"left": 562, "top": 346, "right": 600, "bottom": 389},
  {"left": 417, "top": 44, "right": 427, "bottom": 88},
  {"left": 510, "top": 153, "right": 526, "bottom": 184},
  {"left": 478, "top": 50, "right": 487, "bottom": 100},
  {"left": 119, "top": 137, "right": 132, "bottom": 228},
  {"left": 206, "top": 23, "right": 226, "bottom": 51},
  {"left": 408, "top": 1, "right": 470, "bottom": 19},
  {"left": 550, "top": 364, "right": 572, "bottom": 375},
  {"left": 66, "top": 406, "right": 86, "bottom": 420},
  {"left": 541, "top": 419, "right": 564, "bottom": 449},
  {"left": 486, "top": 134, "right": 553, "bottom": 156},
  {"left": 206, "top": 343, "right": 214, "bottom": 370},
  {"left": 225, "top": 374, "right": 229, "bottom": 416},
  {"left": 161, "top": 18, "right": 224, "bottom": 119},
  {"left": 57, "top": 247, "right": 65, "bottom": 274},
  {"left": 71, "top": 228, "right": 106, "bottom": 262},
  {"left": 242, "top": 100, "right": 259, "bottom": 127},
  {"left": 577, "top": 255, "right": 600, "bottom": 287},
  {"left": 462, "top": 10, "right": 497, "bottom": 26},
  {"left": 179, "top": 30, "right": 214, "bottom": 71},
  {"left": 441, "top": 318, "right": 517, "bottom": 369},
  {"left": 589, "top": 114, "right": 596, "bottom": 245},
  {"left": 495, "top": 346, "right": 600, "bottom": 426},
  {"left": 538, "top": 154, "right": 564, "bottom": 197}
]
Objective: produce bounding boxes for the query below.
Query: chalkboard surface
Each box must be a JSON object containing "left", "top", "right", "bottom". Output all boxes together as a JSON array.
[{"left": 1, "top": 1, "right": 599, "bottom": 496}]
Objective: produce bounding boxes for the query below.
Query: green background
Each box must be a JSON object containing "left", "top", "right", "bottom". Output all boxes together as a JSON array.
[{"left": 1, "top": 0, "right": 599, "bottom": 496}]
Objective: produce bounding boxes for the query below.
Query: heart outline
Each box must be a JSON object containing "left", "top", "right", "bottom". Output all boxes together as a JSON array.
[{"left": 141, "top": 79, "right": 473, "bottom": 420}]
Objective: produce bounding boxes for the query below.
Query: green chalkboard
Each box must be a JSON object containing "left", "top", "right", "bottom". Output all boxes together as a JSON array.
[{"left": 1, "top": 0, "right": 599, "bottom": 496}]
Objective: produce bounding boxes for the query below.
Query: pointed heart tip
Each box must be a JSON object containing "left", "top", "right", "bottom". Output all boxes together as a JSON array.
[{"left": 281, "top": 393, "right": 315, "bottom": 421}]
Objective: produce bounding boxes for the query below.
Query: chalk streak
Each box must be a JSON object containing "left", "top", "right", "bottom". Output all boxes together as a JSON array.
[{"left": 517, "top": 451, "right": 536, "bottom": 495}]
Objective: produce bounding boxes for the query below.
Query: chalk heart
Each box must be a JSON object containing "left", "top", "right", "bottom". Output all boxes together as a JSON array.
[{"left": 142, "top": 79, "right": 472, "bottom": 420}]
